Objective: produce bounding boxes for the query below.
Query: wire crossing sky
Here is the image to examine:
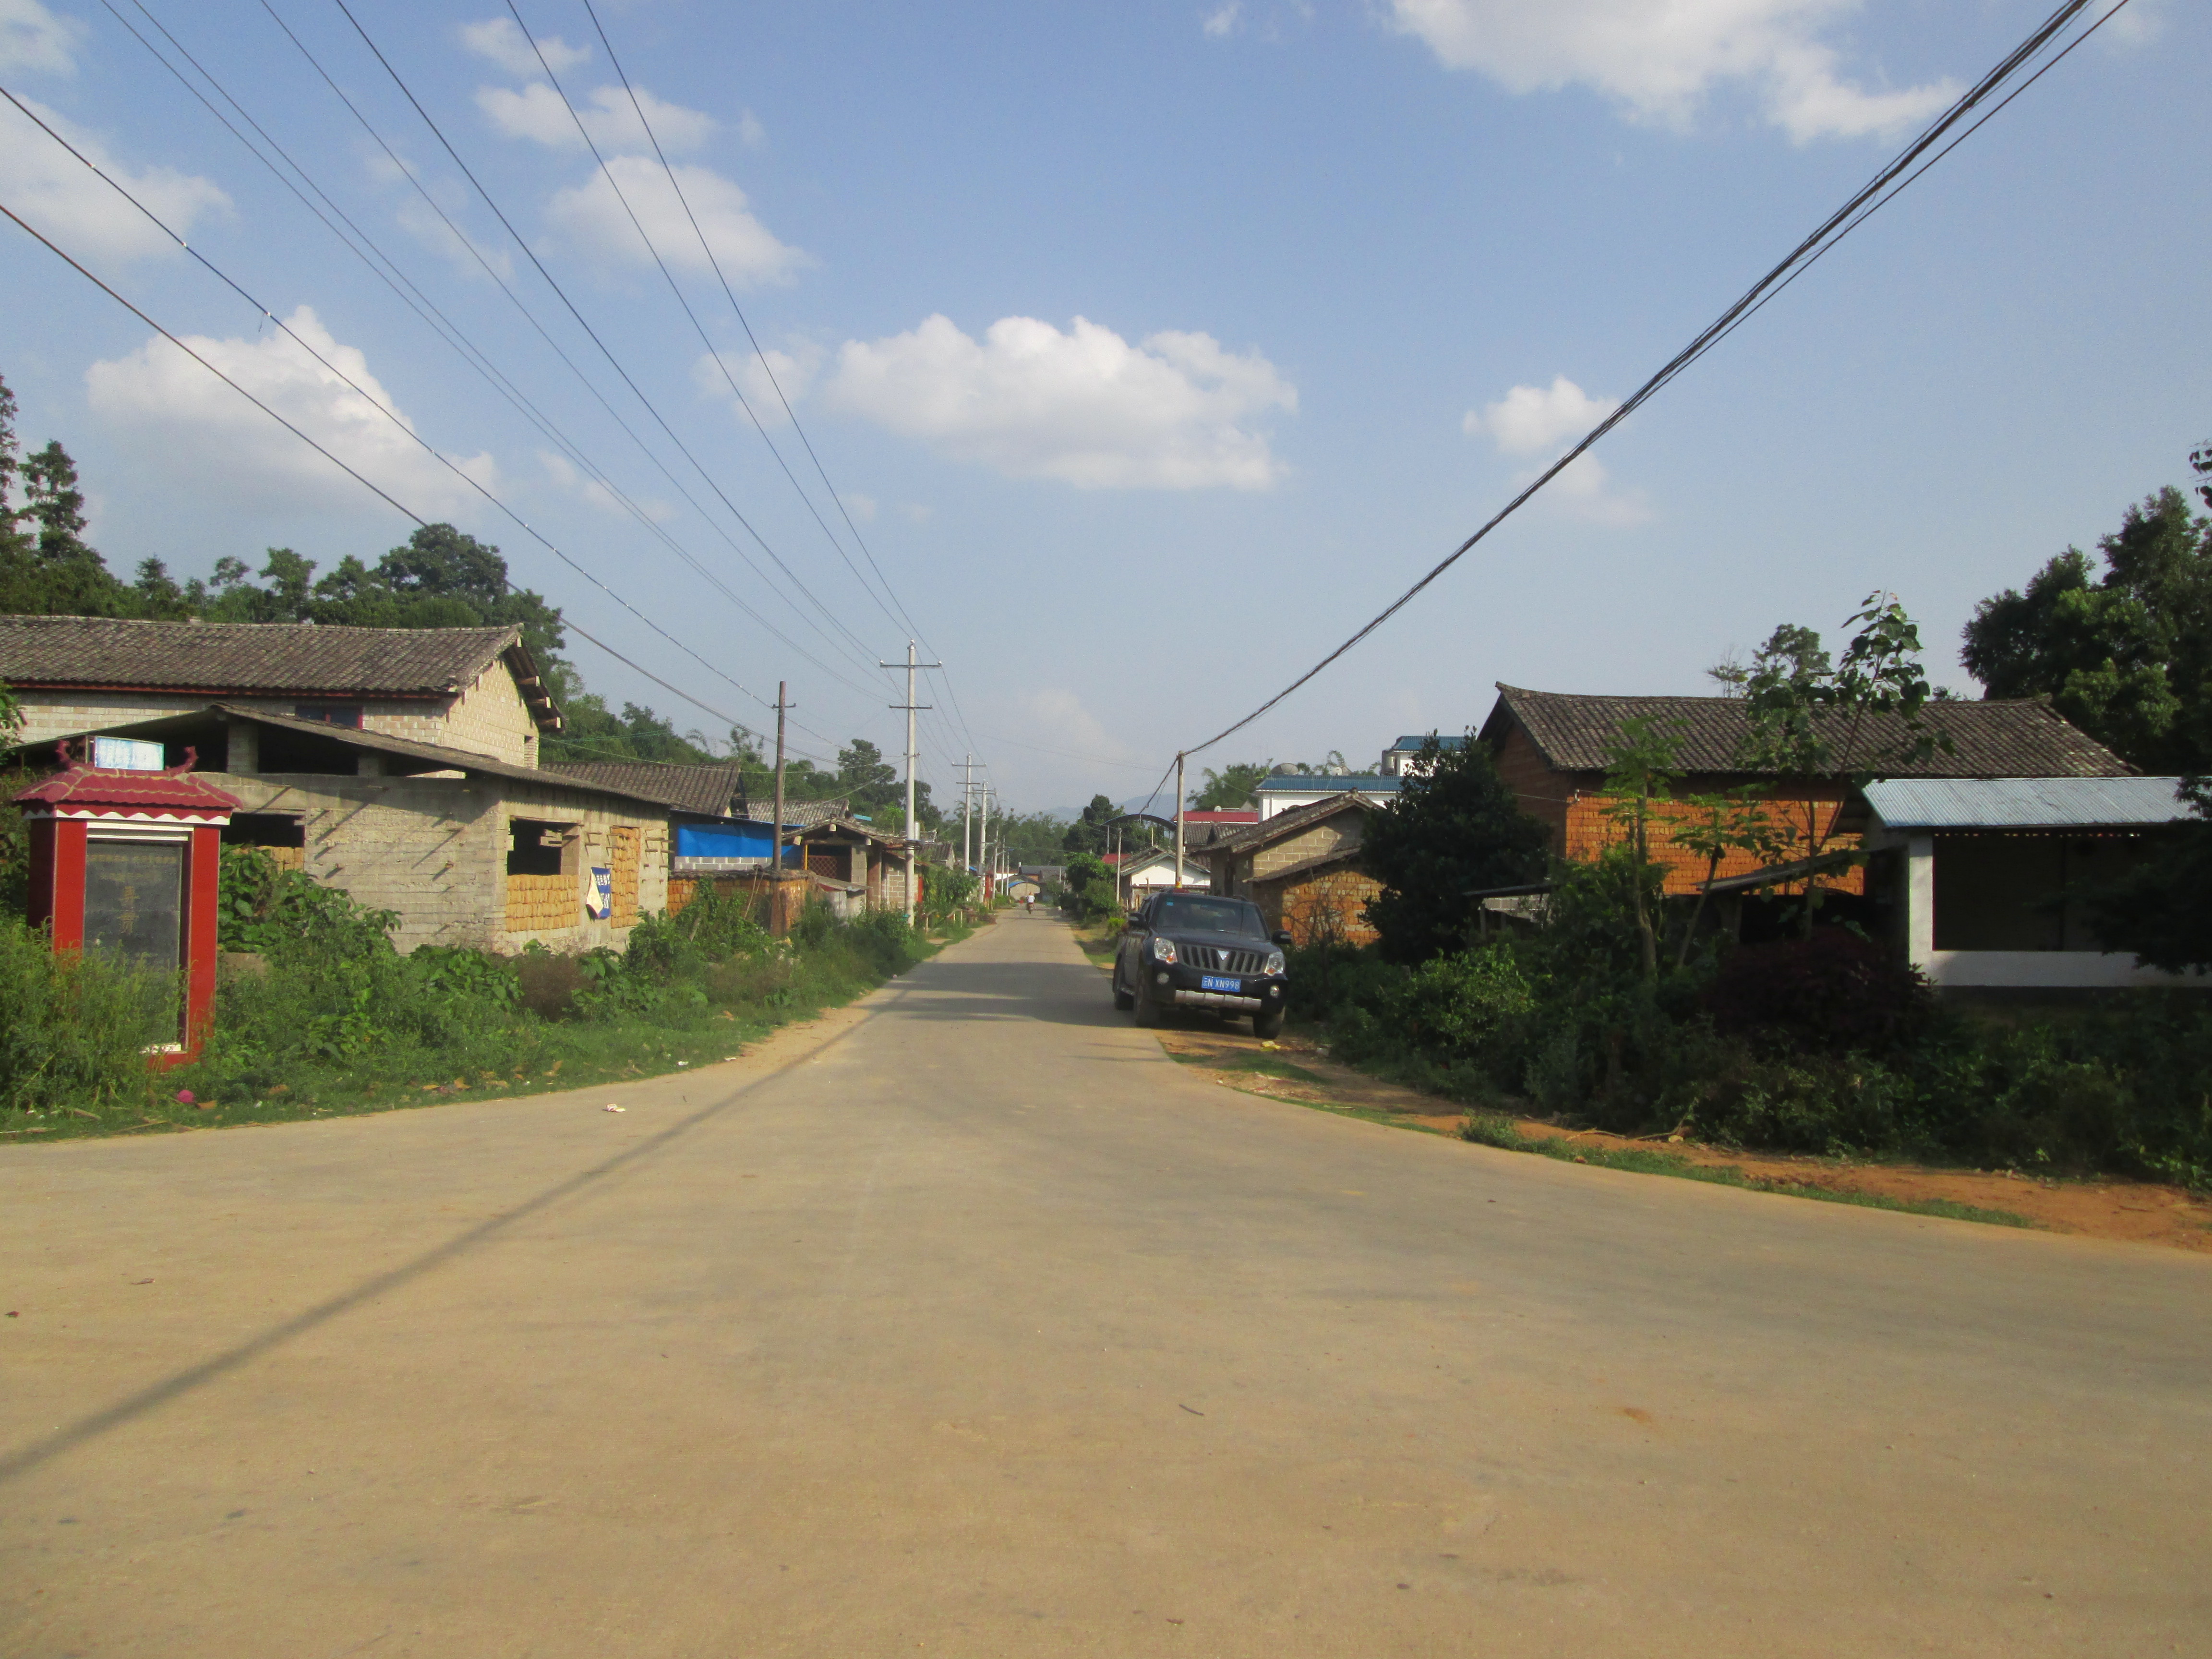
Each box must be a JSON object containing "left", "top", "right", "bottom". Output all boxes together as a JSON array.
[{"left": 0, "top": 0, "right": 2201, "bottom": 810}]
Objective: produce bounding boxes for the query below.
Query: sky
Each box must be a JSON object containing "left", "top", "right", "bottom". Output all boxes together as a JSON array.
[{"left": 0, "top": 0, "right": 2203, "bottom": 814}]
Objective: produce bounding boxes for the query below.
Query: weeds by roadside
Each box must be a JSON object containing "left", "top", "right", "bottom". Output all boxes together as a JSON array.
[{"left": 0, "top": 854, "right": 975, "bottom": 1144}]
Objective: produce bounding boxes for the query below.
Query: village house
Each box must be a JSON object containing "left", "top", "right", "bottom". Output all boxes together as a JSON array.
[
  {"left": 1477, "top": 683, "right": 2133, "bottom": 904},
  {"left": 0, "top": 615, "right": 562, "bottom": 763},
  {"left": 1113, "top": 845, "right": 1211, "bottom": 905},
  {"left": 1208, "top": 793, "right": 1382, "bottom": 946},
  {"left": 1252, "top": 772, "right": 1400, "bottom": 820},
  {"left": 0, "top": 616, "right": 761, "bottom": 953}
]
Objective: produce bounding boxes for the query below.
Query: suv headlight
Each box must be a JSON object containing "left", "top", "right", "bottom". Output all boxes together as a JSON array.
[
  {"left": 1265, "top": 950, "right": 1286, "bottom": 975},
  {"left": 1149, "top": 936, "right": 1178, "bottom": 964}
]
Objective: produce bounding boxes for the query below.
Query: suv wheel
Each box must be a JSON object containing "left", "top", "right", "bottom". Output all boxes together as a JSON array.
[
  {"left": 1133, "top": 973, "right": 1163, "bottom": 1027},
  {"left": 1112, "top": 967, "right": 1135, "bottom": 1012}
]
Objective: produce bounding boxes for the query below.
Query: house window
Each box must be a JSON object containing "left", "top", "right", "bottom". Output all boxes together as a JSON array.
[
  {"left": 294, "top": 703, "right": 362, "bottom": 729},
  {"left": 507, "top": 818, "right": 572, "bottom": 877},
  {"left": 223, "top": 813, "right": 305, "bottom": 851}
]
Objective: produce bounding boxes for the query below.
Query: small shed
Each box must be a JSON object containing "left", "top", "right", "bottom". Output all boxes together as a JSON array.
[{"left": 1861, "top": 776, "right": 2205, "bottom": 992}]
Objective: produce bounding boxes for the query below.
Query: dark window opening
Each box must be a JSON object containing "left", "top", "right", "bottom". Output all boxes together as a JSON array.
[
  {"left": 294, "top": 703, "right": 362, "bottom": 728},
  {"left": 508, "top": 819, "right": 571, "bottom": 877},
  {"left": 223, "top": 813, "right": 306, "bottom": 850},
  {"left": 257, "top": 724, "right": 361, "bottom": 774}
]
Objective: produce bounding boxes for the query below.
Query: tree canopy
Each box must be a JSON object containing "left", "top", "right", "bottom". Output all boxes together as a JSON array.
[
  {"left": 1191, "top": 761, "right": 1269, "bottom": 810},
  {"left": 1961, "top": 487, "right": 2212, "bottom": 774},
  {"left": 1061, "top": 794, "right": 1121, "bottom": 856},
  {"left": 1359, "top": 734, "right": 1550, "bottom": 963}
]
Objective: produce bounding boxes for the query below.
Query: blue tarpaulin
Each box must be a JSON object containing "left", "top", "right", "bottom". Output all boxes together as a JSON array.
[{"left": 676, "top": 821, "right": 776, "bottom": 861}]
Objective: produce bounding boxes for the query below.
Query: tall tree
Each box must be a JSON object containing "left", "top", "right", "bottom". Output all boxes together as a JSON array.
[
  {"left": 1596, "top": 715, "right": 1684, "bottom": 979},
  {"left": 1061, "top": 794, "right": 1120, "bottom": 856},
  {"left": 1961, "top": 487, "right": 2212, "bottom": 774},
  {"left": 1740, "top": 592, "right": 1948, "bottom": 937},
  {"left": 1191, "top": 761, "right": 1269, "bottom": 810},
  {"left": 1360, "top": 733, "right": 1550, "bottom": 963}
]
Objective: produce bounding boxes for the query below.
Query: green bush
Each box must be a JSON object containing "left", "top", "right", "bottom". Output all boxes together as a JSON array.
[{"left": 0, "top": 915, "right": 172, "bottom": 1115}]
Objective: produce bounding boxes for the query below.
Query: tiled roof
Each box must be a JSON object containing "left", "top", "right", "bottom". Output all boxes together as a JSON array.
[
  {"left": 1384, "top": 734, "right": 1467, "bottom": 751},
  {"left": 13, "top": 758, "right": 240, "bottom": 817},
  {"left": 1483, "top": 685, "right": 2131, "bottom": 779},
  {"left": 742, "top": 795, "right": 850, "bottom": 828},
  {"left": 543, "top": 760, "right": 747, "bottom": 818},
  {"left": 0, "top": 614, "right": 546, "bottom": 709},
  {"left": 16, "top": 704, "right": 681, "bottom": 812},
  {"left": 1213, "top": 792, "right": 1379, "bottom": 855}
]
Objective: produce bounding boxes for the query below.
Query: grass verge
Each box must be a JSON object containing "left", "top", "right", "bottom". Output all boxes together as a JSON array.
[{"left": 1456, "top": 1110, "right": 2037, "bottom": 1228}]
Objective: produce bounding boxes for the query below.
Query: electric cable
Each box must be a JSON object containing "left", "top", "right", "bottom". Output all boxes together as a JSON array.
[
  {"left": 574, "top": 0, "right": 988, "bottom": 764},
  {"left": 247, "top": 0, "right": 888, "bottom": 698},
  {"left": 1172, "top": 0, "right": 2104, "bottom": 764},
  {"left": 317, "top": 0, "right": 893, "bottom": 684},
  {"left": 98, "top": 0, "right": 876, "bottom": 707}
]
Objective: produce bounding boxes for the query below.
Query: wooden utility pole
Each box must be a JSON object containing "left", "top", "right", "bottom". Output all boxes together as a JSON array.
[{"left": 771, "top": 681, "right": 789, "bottom": 876}]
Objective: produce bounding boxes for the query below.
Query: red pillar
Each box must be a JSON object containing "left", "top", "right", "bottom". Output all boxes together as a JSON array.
[
  {"left": 24, "top": 817, "right": 88, "bottom": 950},
  {"left": 176, "top": 824, "right": 222, "bottom": 1060}
]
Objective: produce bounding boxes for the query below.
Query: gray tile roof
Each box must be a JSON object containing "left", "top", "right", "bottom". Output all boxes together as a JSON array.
[
  {"left": 1212, "top": 792, "right": 1379, "bottom": 856},
  {"left": 543, "top": 759, "right": 748, "bottom": 818},
  {"left": 1484, "top": 685, "right": 2131, "bottom": 779},
  {"left": 0, "top": 614, "right": 524, "bottom": 700}
]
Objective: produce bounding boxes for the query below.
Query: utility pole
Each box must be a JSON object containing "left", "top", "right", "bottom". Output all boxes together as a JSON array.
[
  {"left": 771, "top": 681, "right": 790, "bottom": 877},
  {"left": 1174, "top": 752, "right": 1186, "bottom": 891},
  {"left": 979, "top": 785, "right": 993, "bottom": 902},
  {"left": 879, "top": 641, "right": 940, "bottom": 925},
  {"left": 957, "top": 754, "right": 981, "bottom": 874}
]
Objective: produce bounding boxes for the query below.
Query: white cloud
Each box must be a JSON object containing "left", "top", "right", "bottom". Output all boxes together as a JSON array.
[
  {"left": 477, "top": 82, "right": 717, "bottom": 154},
  {"left": 1203, "top": 2, "right": 1242, "bottom": 38},
  {"left": 85, "top": 306, "right": 496, "bottom": 517},
  {"left": 843, "top": 492, "right": 877, "bottom": 523},
  {"left": 0, "top": 96, "right": 229, "bottom": 262},
  {"left": 1466, "top": 373, "right": 1617, "bottom": 454},
  {"left": 458, "top": 16, "right": 588, "bottom": 80},
  {"left": 1024, "top": 688, "right": 1141, "bottom": 766},
  {"left": 738, "top": 109, "right": 766, "bottom": 148},
  {"left": 693, "top": 344, "right": 820, "bottom": 425},
  {"left": 824, "top": 314, "right": 1296, "bottom": 491},
  {"left": 0, "top": 0, "right": 74, "bottom": 74},
  {"left": 1467, "top": 374, "right": 1648, "bottom": 524},
  {"left": 1387, "top": 0, "right": 1958, "bottom": 142},
  {"left": 539, "top": 449, "right": 669, "bottom": 520},
  {"left": 545, "top": 155, "right": 805, "bottom": 281}
]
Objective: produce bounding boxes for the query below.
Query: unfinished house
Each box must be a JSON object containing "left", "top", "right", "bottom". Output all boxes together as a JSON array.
[
  {"left": 20, "top": 704, "right": 679, "bottom": 954},
  {"left": 0, "top": 615, "right": 562, "bottom": 763},
  {"left": 1208, "top": 794, "right": 1383, "bottom": 946}
]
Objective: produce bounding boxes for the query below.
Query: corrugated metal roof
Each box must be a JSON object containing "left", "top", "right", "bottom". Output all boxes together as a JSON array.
[
  {"left": 1254, "top": 772, "right": 1401, "bottom": 791},
  {"left": 1863, "top": 776, "right": 2193, "bottom": 830}
]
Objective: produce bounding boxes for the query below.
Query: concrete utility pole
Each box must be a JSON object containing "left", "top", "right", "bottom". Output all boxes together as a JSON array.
[
  {"left": 957, "top": 754, "right": 981, "bottom": 875},
  {"left": 771, "top": 682, "right": 790, "bottom": 876},
  {"left": 880, "top": 641, "right": 940, "bottom": 925},
  {"left": 1174, "top": 752, "right": 1186, "bottom": 891},
  {"left": 979, "top": 786, "right": 993, "bottom": 902}
]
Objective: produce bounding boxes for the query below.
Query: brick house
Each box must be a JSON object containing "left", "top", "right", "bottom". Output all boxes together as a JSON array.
[
  {"left": 1208, "top": 794, "right": 1383, "bottom": 946},
  {"left": 0, "top": 615, "right": 562, "bottom": 764},
  {"left": 1478, "top": 684, "right": 2132, "bottom": 897}
]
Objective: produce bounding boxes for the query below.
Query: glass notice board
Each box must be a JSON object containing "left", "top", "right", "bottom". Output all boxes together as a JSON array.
[{"left": 84, "top": 839, "right": 184, "bottom": 969}]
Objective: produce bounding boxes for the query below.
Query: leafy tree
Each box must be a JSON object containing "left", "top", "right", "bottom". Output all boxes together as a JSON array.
[
  {"left": 1961, "top": 487, "right": 2212, "bottom": 774},
  {"left": 1740, "top": 592, "right": 1948, "bottom": 938},
  {"left": 1670, "top": 790, "right": 1784, "bottom": 968},
  {"left": 2086, "top": 780, "right": 2212, "bottom": 975},
  {"left": 1360, "top": 733, "right": 1551, "bottom": 964},
  {"left": 1061, "top": 793, "right": 1120, "bottom": 856},
  {"left": 1596, "top": 715, "right": 1684, "bottom": 979},
  {"left": 1191, "top": 761, "right": 1269, "bottom": 810},
  {"left": 993, "top": 809, "right": 1077, "bottom": 868}
]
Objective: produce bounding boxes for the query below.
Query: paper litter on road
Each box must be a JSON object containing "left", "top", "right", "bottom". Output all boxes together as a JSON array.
[{"left": 603, "top": 1104, "right": 626, "bottom": 1113}]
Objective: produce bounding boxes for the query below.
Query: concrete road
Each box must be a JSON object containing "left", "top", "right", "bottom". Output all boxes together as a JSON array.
[{"left": 3, "top": 915, "right": 2208, "bottom": 1658}]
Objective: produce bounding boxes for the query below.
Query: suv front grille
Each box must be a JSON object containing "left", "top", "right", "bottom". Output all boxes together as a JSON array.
[{"left": 1179, "top": 943, "right": 1269, "bottom": 975}]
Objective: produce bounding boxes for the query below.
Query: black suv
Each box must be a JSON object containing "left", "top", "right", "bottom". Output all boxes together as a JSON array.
[{"left": 1112, "top": 892, "right": 1293, "bottom": 1038}]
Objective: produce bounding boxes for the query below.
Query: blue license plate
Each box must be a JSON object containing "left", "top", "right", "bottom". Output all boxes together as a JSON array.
[{"left": 1200, "top": 974, "right": 1242, "bottom": 993}]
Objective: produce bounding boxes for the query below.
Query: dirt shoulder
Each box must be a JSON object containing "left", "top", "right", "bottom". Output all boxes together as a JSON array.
[{"left": 1148, "top": 1022, "right": 2212, "bottom": 1254}]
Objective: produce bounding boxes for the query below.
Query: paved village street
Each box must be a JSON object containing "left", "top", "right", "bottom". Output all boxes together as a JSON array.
[{"left": 2, "top": 913, "right": 2208, "bottom": 1658}]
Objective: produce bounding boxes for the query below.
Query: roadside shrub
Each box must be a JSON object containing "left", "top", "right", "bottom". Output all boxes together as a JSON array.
[
  {"left": 217, "top": 846, "right": 399, "bottom": 961},
  {"left": 1389, "top": 945, "right": 1535, "bottom": 1052},
  {"left": 512, "top": 950, "right": 585, "bottom": 1020},
  {"left": 1705, "top": 929, "right": 1932, "bottom": 1056},
  {"left": 0, "top": 915, "right": 170, "bottom": 1115}
]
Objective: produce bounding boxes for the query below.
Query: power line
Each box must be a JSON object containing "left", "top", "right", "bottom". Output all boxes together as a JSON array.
[
  {"left": 307, "top": 0, "right": 895, "bottom": 688},
  {"left": 1174, "top": 0, "right": 2106, "bottom": 764},
  {"left": 574, "top": 0, "right": 988, "bottom": 766},
  {"left": 98, "top": 0, "right": 878, "bottom": 709},
  {"left": 0, "top": 141, "right": 795, "bottom": 741},
  {"left": 242, "top": 0, "right": 887, "bottom": 700}
]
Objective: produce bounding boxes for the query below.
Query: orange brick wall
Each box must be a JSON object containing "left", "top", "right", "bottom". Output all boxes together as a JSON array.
[
  {"left": 1254, "top": 865, "right": 1382, "bottom": 947},
  {"left": 1564, "top": 794, "right": 1864, "bottom": 896}
]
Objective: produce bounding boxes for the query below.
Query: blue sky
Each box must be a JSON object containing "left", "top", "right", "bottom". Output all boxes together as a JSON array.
[{"left": 0, "top": 0, "right": 2202, "bottom": 811}]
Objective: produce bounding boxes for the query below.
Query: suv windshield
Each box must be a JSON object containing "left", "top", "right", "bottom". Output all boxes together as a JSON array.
[{"left": 1152, "top": 895, "right": 1265, "bottom": 938}]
